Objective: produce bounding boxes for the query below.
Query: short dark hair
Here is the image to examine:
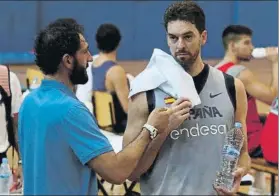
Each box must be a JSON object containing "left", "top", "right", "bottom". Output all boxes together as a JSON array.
[
  {"left": 95, "top": 23, "right": 121, "bottom": 53},
  {"left": 47, "top": 18, "right": 84, "bottom": 34},
  {"left": 164, "top": 1, "right": 206, "bottom": 34},
  {"left": 34, "top": 18, "right": 83, "bottom": 75},
  {"left": 222, "top": 25, "right": 253, "bottom": 50}
]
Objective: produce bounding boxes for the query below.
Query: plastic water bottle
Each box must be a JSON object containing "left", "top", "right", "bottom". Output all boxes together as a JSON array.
[
  {"left": 214, "top": 122, "right": 244, "bottom": 191},
  {"left": 252, "top": 47, "right": 279, "bottom": 59},
  {"left": 252, "top": 48, "right": 267, "bottom": 58},
  {"left": 0, "top": 158, "right": 12, "bottom": 195}
]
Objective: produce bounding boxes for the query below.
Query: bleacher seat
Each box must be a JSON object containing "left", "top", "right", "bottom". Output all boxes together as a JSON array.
[{"left": 92, "top": 91, "right": 116, "bottom": 131}]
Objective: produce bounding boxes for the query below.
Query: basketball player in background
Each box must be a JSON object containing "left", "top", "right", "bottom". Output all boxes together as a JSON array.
[
  {"left": 123, "top": 1, "right": 250, "bottom": 195},
  {"left": 76, "top": 23, "right": 130, "bottom": 133},
  {"left": 260, "top": 97, "right": 278, "bottom": 166},
  {"left": 216, "top": 25, "right": 278, "bottom": 157},
  {"left": 216, "top": 25, "right": 278, "bottom": 194},
  {"left": 0, "top": 65, "right": 23, "bottom": 192}
]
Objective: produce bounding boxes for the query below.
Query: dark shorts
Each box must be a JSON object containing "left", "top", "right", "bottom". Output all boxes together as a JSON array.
[
  {"left": 249, "top": 145, "right": 278, "bottom": 167},
  {"left": 249, "top": 145, "right": 263, "bottom": 158},
  {"left": 0, "top": 151, "right": 7, "bottom": 164}
]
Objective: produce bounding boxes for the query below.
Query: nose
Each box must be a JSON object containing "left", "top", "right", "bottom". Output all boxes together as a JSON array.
[
  {"left": 177, "top": 37, "right": 186, "bottom": 50},
  {"left": 88, "top": 51, "right": 93, "bottom": 62}
]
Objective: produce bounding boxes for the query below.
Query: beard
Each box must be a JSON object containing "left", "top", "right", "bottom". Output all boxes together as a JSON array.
[
  {"left": 69, "top": 58, "right": 89, "bottom": 85},
  {"left": 173, "top": 49, "right": 200, "bottom": 72},
  {"left": 237, "top": 55, "right": 252, "bottom": 62}
]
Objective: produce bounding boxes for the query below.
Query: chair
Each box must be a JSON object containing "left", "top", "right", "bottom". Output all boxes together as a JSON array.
[
  {"left": 92, "top": 91, "right": 115, "bottom": 193},
  {"left": 92, "top": 91, "right": 116, "bottom": 132},
  {"left": 238, "top": 158, "right": 278, "bottom": 196},
  {"left": 92, "top": 91, "right": 139, "bottom": 195},
  {"left": 251, "top": 158, "right": 278, "bottom": 196},
  {"left": 25, "top": 68, "right": 44, "bottom": 90}
]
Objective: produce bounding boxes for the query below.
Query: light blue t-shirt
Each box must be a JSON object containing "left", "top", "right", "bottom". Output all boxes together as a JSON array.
[{"left": 18, "top": 79, "right": 113, "bottom": 195}]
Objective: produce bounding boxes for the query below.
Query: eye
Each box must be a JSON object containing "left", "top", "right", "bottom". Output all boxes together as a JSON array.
[
  {"left": 169, "top": 36, "right": 178, "bottom": 42},
  {"left": 184, "top": 35, "right": 192, "bottom": 41}
]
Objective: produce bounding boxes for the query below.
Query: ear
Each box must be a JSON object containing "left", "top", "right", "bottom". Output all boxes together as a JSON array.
[
  {"left": 229, "top": 41, "right": 237, "bottom": 53},
  {"left": 62, "top": 54, "right": 74, "bottom": 70},
  {"left": 201, "top": 30, "right": 207, "bottom": 46}
]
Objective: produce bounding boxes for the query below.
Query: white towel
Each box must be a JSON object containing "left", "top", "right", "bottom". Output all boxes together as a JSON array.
[{"left": 129, "top": 48, "right": 201, "bottom": 107}]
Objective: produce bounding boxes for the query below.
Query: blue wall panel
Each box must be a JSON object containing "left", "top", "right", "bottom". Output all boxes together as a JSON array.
[
  {"left": 0, "top": 1, "right": 37, "bottom": 52},
  {"left": 197, "top": 1, "right": 234, "bottom": 58},
  {"left": 132, "top": 1, "right": 173, "bottom": 59},
  {"left": 39, "top": 1, "right": 136, "bottom": 60},
  {"left": 236, "top": 1, "right": 278, "bottom": 47},
  {"left": 0, "top": 1, "right": 277, "bottom": 60}
]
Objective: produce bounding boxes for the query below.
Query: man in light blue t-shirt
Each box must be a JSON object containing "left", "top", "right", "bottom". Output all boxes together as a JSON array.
[{"left": 18, "top": 18, "right": 174, "bottom": 195}]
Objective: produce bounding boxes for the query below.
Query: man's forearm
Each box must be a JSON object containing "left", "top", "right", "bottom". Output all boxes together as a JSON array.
[
  {"left": 238, "top": 151, "right": 251, "bottom": 175},
  {"left": 128, "top": 132, "right": 169, "bottom": 181},
  {"left": 112, "top": 129, "right": 151, "bottom": 182}
]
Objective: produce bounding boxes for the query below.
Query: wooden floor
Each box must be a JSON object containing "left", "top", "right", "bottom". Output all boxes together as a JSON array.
[
  {"left": 8, "top": 146, "right": 276, "bottom": 195},
  {"left": 97, "top": 171, "right": 277, "bottom": 195},
  {"left": 98, "top": 180, "right": 141, "bottom": 195},
  {"left": 7, "top": 146, "right": 277, "bottom": 195}
]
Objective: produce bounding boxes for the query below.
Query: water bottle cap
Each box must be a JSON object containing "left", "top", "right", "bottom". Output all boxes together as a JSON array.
[
  {"left": 252, "top": 48, "right": 266, "bottom": 58},
  {"left": 235, "top": 122, "right": 242, "bottom": 128},
  {"left": 2, "top": 158, "right": 8, "bottom": 164}
]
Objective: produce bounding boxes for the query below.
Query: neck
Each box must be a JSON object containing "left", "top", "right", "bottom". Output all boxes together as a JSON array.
[
  {"left": 45, "top": 73, "right": 74, "bottom": 92},
  {"left": 186, "top": 55, "right": 205, "bottom": 77},
  {"left": 223, "top": 51, "right": 239, "bottom": 64},
  {"left": 93, "top": 51, "right": 117, "bottom": 67},
  {"left": 98, "top": 51, "right": 117, "bottom": 62}
]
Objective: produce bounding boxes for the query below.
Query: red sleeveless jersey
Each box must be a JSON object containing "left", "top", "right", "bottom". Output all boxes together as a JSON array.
[
  {"left": 217, "top": 62, "right": 263, "bottom": 153},
  {"left": 261, "top": 98, "right": 278, "bottom": 164}
]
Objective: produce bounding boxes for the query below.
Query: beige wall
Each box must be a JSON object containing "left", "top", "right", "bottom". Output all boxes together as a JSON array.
[
  {"left": 10, "top": 58, "right": 272, "bottom": 87},
  {"left": 120, "top": 59, "right": 272, "bottom": 85},
  {"left": 9, "top": 58, "right": 272, "bottom": 114}
]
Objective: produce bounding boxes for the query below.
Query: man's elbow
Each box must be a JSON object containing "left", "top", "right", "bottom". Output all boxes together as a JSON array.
[
  {"left": 107, "top": 178, "right": 126, "bottom": 185},
  {"left": 107, "top": 164, "right": 142, "bottom": 183},
  {"left": 105, "top": 171, "right": 129, "bottom": 185},
  {"left": 128, "top": 166, "right": 150, "bottom": 182},
  {"left": 128, "top": 172, "right": 141, "bottom": 182}
]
